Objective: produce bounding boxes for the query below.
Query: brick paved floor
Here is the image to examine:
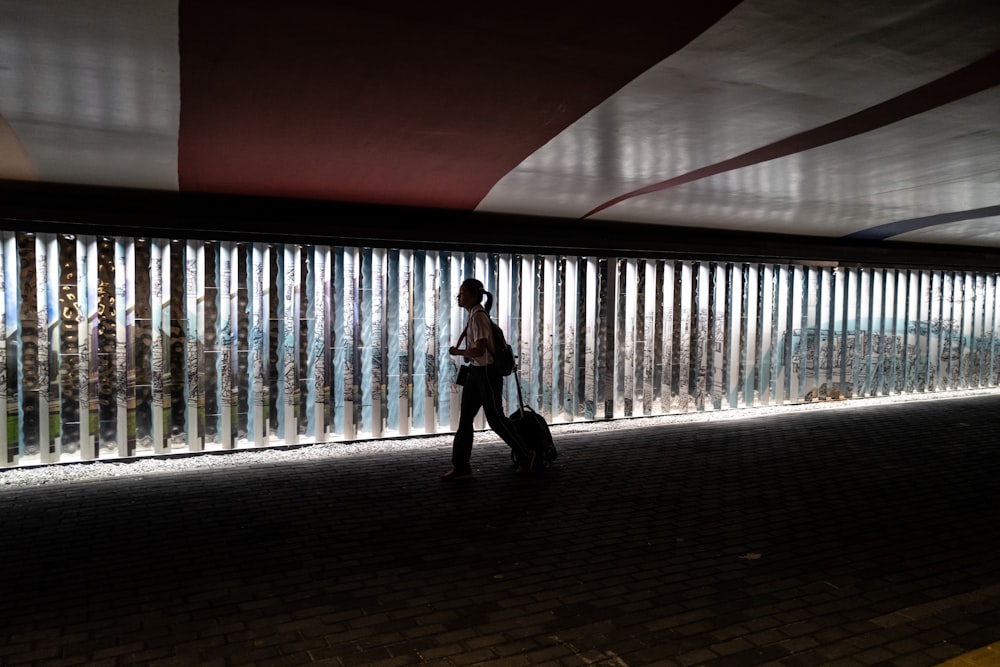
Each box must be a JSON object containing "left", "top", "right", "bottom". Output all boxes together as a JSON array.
[{"left": 2, "top": 392, "right": 1000, "bottom": 666}]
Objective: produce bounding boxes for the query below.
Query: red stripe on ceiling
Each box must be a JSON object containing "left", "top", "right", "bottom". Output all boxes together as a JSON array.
[
  {"left": 177, "top": 2, "right": 742, "bottom": 210},
  {"left": 583, "top": 48, "right": 1000, "bottom": 219}
]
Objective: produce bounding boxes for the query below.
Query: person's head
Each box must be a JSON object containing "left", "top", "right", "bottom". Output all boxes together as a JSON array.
[{"left": 457, "top": 278, "right": 493, "bottom": 313}]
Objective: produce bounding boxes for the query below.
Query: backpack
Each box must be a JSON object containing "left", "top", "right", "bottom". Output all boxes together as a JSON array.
[{"left": 478, "top": 312, "right": 516, "bottom": 376}]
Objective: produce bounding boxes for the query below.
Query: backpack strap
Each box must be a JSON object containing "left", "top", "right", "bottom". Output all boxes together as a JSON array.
[
  {"left": 471, "top": 310, "right": 495, "bottom": 353},
  {"left": 455, "top": 310, "right": 494, "bottom": 354}
]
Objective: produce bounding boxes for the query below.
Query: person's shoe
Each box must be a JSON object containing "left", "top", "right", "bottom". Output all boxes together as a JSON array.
[
  {"left": 441, "top": 468, "right": 473, "bottom": 481},
  {"left": 515, "top": 451, "right": 537, "bottom": 474}
]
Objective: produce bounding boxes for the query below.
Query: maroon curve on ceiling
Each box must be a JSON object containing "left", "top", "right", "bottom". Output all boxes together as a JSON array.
[{"left": 177, "top": 1, "right": 743, "bottom": 210}]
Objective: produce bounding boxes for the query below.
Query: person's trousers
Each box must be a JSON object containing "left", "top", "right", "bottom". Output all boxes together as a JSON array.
[{"left": 451, "top": 364, "right": 531, "bottom": 471}]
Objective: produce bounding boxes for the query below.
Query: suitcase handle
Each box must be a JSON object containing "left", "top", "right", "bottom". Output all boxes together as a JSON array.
[{"left": 513, "top": 359, "right": 526, "bottom": 418}]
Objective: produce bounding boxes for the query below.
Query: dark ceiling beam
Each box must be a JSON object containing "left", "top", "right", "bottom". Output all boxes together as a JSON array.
[{"left": 2, "top": 180, "right": 1000, "bottom": 271}]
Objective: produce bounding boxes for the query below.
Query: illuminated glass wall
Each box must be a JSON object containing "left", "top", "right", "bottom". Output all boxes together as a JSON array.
[{"left": 3, "top": 230, "right": 998, "bottom": 467}]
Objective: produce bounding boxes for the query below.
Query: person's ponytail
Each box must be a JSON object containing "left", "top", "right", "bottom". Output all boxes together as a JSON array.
[{"left": 483, "top": 290, "right": 494, "bottom": 314}]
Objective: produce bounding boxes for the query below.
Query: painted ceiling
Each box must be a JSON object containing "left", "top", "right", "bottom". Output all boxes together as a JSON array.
[{"left": 1, "top": 0, "right": 999, "bottom": 247}]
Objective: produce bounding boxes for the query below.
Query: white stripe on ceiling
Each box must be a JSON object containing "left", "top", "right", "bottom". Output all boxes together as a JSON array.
[{"left": 0, "top": 0, "right": 180, "bottom": 190}]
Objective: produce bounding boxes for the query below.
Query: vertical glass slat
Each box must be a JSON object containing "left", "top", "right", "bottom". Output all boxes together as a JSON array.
[
  {"left": 202, "top": 243, "right": 220, "bottom": 448},
  {"left": 792, "top": 265, "right": 805, "bottom": 400},
  {"left": 16, "top": 235, "right": 35, "bottom": 459},
  {"left": 183, "top": 240, "right": 201, "bottom": 451},
  {"left": 275, "top": 244, "right": 298, "bottom": 443},
  {"left": 328, "top": 245, "right": 342, "bottom": 438},
  {"left": 767, "top": 264, "right": 781, "bottom": 403},
  {"left": 218, "top": 241, "right": 237, "bottom": 447},
  {"left": 539, "top": 255, "right": 555, "bottom": 419},
  {"left": 925, "top": 271, "right": 936, "bottom": 391},
  {"left": 912, "top": 270, "right": 923, "bottom": 391},
  {"left": 959, "top": 273, "right": 971, "bottom": 388},
  {"left": 234, "top": 244, "right": 249, "bottom": 445},
  {"left": 132, "top": 239, "right": 153, "bottom": 453},
  {"left": 95, "top": 237, "right": 115, "bottom": 454},
  {"left": 56, "top": 236, "right": 79, "bottom": 457},
  {"left": 876, "top": 268, "right": 888, "bottom": 396},
  {"left": 0, "top": 233, "right": 8, "bottom": 466},
  {"left": 858, "top": 267, "right": 868, "bottom": 396},
  {"left": 607, "top": 258, "right": 622, "bottom": 417},
  {"left": 309, "top": 245, "right": 330, "bottom": 441},
  {"left": 548, "top": 255, "right": 562, "bottom": 420},
  {"left": 496, "top": 254, "right": 517, "bottom": 414},
  {"left": 438, "top": 252, "right": 454, "bottom": 429},
  {"left": 424, "top": 249, "right": 439, "bottom": 432},
  {"left": 747, "top": 264, "right": 762, "bottom": 407},
  {"left": 118, "top": 238, "right": 133, "bottom": 457},
  {"left": 248, "top": 243, "right": 267, "bottom": 444},
  {"left": 944, "top": 270, "right": 955, "bottom": 390},
  {"left": 724, "top": 263, "right": 737, "bottom": 409},
  {"left": 972, "top": 273, "right": 984, "bottom": 388},
  {"left": 837, "top": 267, "right": 849, "bottom": 397},
  {"left": 924, "top": 271, "right": 933, "bottom": 391},
  {"left": 295, "top": 247, "right": 310, "bottom": 442},
  {"left": 503, "top": 253, "right": 520, "bottom": 414},
  {"left": 899, "top": 270, "right": 909, "bottom": 392},
  {"left": 944, "top": 272, "right": 955, "bottom": 389},
  {"left": 692, "top": 262, "right": 705, "bottom": 411},
  {"left": 410, "top": 250, "right": 428, "bottom": 433},
  {"left": 706, "top": 262, "right": 720, "bottom": 410},
  {"left": 583, "top": 257, "right": 599, "bottom": 419},
  {"left": 989, "top": 274, "right": 998, "bottom": 386},
  {"left": 360, "top": 247, "right": 374, "bottom": 435},
  {"left": 367, "top": 248, "right": 385, "bottom": 437},
  {"left": 620, "top": 258, "right": 637, "bottom": 417},
  {"left": 850, "top": 268, "right": 862, "bottom": 397},
  {"left": 827, "top": 267, "right": 839, "bottom": 397},
  {"left": 564, "top": 256, "right": 580, "bottom": 421},
  {"left": 758, "top": 264, "right": 773, "bottom": 406},
  {"left": 860, "top": 268, "right": 873, "bottom": 396},
  {"left": 927, "top": 269, "right": 937, "bottom": 392},
  {"left": 917, "top": 270, "right": 930, "bottom": 392},
  {"left": 733, "top": 264, "right": 753, "bottom": 408},
  {"left": 932, "top": 271, "right": 944, "bottom": 391},
  {"left": 912, "top": 270, "right": 924, "bottom": 392},
  {"left": 150, "top": 239, "right": 166, "bottom": 454},
  {"left": 901, "top": 270, "right": 912, "bottom": 393},
  {"left": 956, "top": 273, "right": 966, "bottom": 388},
  {"left": 976, "top": 273, "right": 987, "bottom": 388},
  {"left": 115, "top": 239, "right": 136, "bottom": 456},
  {"left": 344, "top": 247, "right": 360, "bottom": 437},
  {"left": 780, "top": 265, "right": 794, "bottom": 403},
  {"left": 518, "top": 255, "right": 535, "bottom": 412},
  {"left": 386, "top": 249, "right": 400, "bottom": 434},
  {"left": 888, "top": 268, "right": 900, "bottom": 395},
  {"left": 637, "top": 259, "right": 652, "bottom": 416},
  {"left": 753, "top": 265, "right": 767, "bottom": 405},
  {"left": 812, "top": 266, "right": 823, "bottom": 399},
  {"left": 397, "top": 249, "right": 412, "bottom": 435},
  {"left": 948, "top": 270, "right": 958, "bottom": 389},
  {"left": 37, "top": 235, "right": 53, "bottom": 463},
  {"left": 385, "top": 249, "right": 406, "bottom": 433},
  {"left": 666, "top": 261, "right": 679, "bottom": 412},
  {"left": 677, "top": 262, "right": 692, "bottom": 410}
]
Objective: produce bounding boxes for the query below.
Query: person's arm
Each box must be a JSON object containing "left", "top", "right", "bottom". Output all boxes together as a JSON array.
[
  {"left": 449, "top": 311, "right": 490, "bottom": 358},
  {"left": 452, "top": 337, "right": 488, "bottom": 359}
]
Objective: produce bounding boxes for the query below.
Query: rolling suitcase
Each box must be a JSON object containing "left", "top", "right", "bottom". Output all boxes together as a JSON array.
[{"left": 509, "top": 369, "right": 558, "bottom": 467}]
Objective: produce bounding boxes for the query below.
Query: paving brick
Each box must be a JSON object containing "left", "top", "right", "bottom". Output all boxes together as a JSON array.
[{"left": 2, "top": 392, "right": 1000, "bottom": 666}]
